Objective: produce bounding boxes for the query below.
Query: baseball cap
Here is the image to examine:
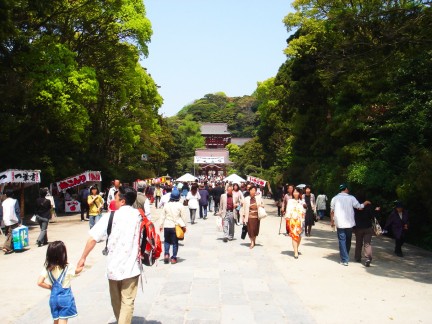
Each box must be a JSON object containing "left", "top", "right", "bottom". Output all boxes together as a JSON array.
[
  {"left": 170, "top": 187, "right": 180, "bottom": 201},
  {"left": 339, "top": 183, "right": 348, "bottom": 191}
]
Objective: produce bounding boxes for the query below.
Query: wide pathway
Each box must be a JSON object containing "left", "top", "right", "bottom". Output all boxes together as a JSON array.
[{"left": 2, "top": 199, "right": 432, "bottom": 323}]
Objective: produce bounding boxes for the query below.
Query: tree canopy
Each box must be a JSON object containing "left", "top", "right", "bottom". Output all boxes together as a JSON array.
[
  {"left": 249, "top": 0, "right": 432, "bottom": 248},
  {"left": 0, "top": 0, "right": 162, "bottom": 183}
]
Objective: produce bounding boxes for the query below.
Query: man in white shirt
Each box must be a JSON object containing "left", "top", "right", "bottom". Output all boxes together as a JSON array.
[
  {"left": 330, "top": 184, "right": 370, "bottom": 266},
  {"left": 315, "top": 193, "right": 328, "bottom": 220},
  {"left": 106, "top": 179, "right": 120, "bottom": 207},
  {"left": 159, "top": 186, "right": 172, "bottom": 209},
  {"left": 78, "top": 187, "right": 141, "bottom": 323},
  {"left": 1, "top": 189, "right": 21, "bottom": 254}
]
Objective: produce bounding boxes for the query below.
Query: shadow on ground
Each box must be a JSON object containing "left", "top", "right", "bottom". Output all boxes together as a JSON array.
[
  {"left": 302, "top": 224, "right": 432, "bottom": 284},
  {"left": 109, "top": 317, "right": 162, "bottom": 324}
]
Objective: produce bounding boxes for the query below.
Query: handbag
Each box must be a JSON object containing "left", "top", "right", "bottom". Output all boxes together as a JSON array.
[
  {"left": 258, "top": 206, "right": 267, "bottom": 219},
  {"left": 215, "top": 216, "right": 223, "bottom": 232},
  {"left": 175, "top": 225, "right": 185, "bottom": 240},
  {"left": 241, "top": 224, "right": 247, "bottom": 240},
  {"left": 372, "top": 217, "right": 382, "bottom": 236}
]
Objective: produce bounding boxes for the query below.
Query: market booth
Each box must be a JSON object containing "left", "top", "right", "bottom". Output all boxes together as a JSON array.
[
  {"left": 55, "top": 171, "right": 102, "bottom": 213},
  {"left": 0, "top": 169, "right": 41, "bottom": 218}
]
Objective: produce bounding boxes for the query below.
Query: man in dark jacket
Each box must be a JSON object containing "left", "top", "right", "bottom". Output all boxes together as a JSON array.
[
  {"left": 212, "top": 182, "right": 224, "bottom": 215},
  {"left": 354, "top": 194, "right": 380, "bottom": 267},
  {"left": 198, "top": 184, "right": 209, "bottom": 219},
  {"left": 384, "top": 201, "right": 409, "bottom": 257},
  {"left": 79, "top": 186, "right": 90, "bottom": 221}
]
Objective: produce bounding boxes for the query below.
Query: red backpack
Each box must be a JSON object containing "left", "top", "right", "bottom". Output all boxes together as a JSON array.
[{"left": 138, "top": 209, "right": 162, "bottom": 266}]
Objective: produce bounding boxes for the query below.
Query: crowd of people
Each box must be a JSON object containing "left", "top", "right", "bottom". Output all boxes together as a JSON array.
[{"left": 0, "top": 177, "right": 410, "bottom": 324}]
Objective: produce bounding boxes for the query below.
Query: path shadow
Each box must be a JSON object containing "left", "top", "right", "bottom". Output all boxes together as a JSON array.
[
  {"left": 262, "top": 198, "right": 432, "bottom": 284},
  {"left": 240, "top": 243, "right": 263, "bottom": 247},
  {"left": 281, "top": 250, "right": 303, "bottom": 257},
  {"left": 109, "top": 317, "right": 162, "bottom": 324},
  {"left": 302, "top": 225, "right": 432, "bottom": 284}
]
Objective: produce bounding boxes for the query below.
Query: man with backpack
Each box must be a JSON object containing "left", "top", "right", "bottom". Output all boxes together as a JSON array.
[{"left": 77, "top": 187, "right": 142, "bottom": 323}]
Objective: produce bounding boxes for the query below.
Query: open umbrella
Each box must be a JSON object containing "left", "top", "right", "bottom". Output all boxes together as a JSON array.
[
  {"left": 176, "top": 173, "right": 197, "bottom": 182},
  {"left": 223, "top": 174, "right": 246, "bottom": 184}
]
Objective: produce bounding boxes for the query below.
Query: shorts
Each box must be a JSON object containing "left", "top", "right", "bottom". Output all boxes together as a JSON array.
[{"left": 49, "top": 290, "right": 78, "bottom": 320}]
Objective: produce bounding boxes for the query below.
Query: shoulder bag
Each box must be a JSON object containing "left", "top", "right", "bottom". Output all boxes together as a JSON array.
[
  {"left": 258, "top": 206, "right": 267, "bottom": 219},
  {"left": 372, "top": 217, "right": 382, "bottom": 236}
]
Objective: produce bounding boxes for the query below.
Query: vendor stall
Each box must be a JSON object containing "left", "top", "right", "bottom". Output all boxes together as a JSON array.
[
  {"left": 0, "top": 169, "right": 41, "bottom": 217},
  {"left": 55, "top": 171, "right": 102, "bottom": 213}
]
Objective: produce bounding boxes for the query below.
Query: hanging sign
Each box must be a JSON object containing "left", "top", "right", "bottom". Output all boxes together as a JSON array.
[
  {"left": 0, "top": 170, "right": 41, "bottom": 185},
  {"left": 247, "top": 175, "right": 267, "bottom": 187},
  {"left": 57, "top": 171, "right": 102, "bottom": 191},
  {"left": 65, "top": 200, "right": 81, "bottom": 213},
  {"left": 194, "top": 156, "right": 224, "bottom": 164}
]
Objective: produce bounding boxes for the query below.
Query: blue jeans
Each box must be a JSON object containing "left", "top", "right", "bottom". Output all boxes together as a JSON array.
[
  {"left": 189, "top": 209, "right": 197, "bottom": 223},
  {"left": 36, "top": 215, "right": 49, "bottom": 244},
  {"left": 317, "top": 210, "right": 325, "bottom": 220},
  {"left": 337, "top": 228, "right": 353, "bottom": 263},
  {"left": 199, "top": 204, "right": 208, "bottom": 218},
  {"left": 89, "top": 214, "right": 102, "bottom": 229},
  {"left": 164, "top": 228, "right": 178, "bottom": 260}
]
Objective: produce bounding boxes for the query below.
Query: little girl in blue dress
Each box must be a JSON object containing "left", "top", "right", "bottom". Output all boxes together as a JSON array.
[{"left": 37, "top": 241, "right": 83, "bottom": 323}]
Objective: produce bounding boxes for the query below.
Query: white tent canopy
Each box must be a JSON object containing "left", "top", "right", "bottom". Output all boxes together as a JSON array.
[
  {"left": 223, "top": 174, "right": 246, "bottom": 184},
  {"left": 176, "top": 173, "right": 198, "bottom": 182}
]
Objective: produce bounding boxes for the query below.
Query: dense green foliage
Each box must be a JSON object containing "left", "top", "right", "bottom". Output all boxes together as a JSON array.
[
  {"left": 0, "top": 0, "right": 163, "bottom": 184},
  {"left": 247, "top": 0, "right": 432, "bottom": 248},
  {"left": 176, "top": 92, "right": 259, "bottom": 137}
]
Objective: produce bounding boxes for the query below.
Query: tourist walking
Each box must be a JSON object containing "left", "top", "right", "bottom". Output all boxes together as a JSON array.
[
  {"left": 78, "top": 187, "right": 142, "bottom": 324},
  {"left": 133, "top": 181, "right": 151, "bottom": 219},
  {"left": 181, "top": 182, "right": 189, "bottom": 199},
  {"left": 330, "top": 184, "right": 370, "bottom": 266},
  {"left": 154, "top": 184, "right": 162, "bottom": 208},
  {"left": 87, "top": 186, "right": 103, "bottom": 229},
  {"left": 186, "top": 184, "right": 200, "bottom": 224},
  {"left": 107, "top": 179, "right": 120, "bottom": 207},
  {"left": 37, "top": 241, "right": 83, "bottom": 323},
  {"left": 303, "top": 186, "right": 316, "bottom": 237},
  {"left": 384, "top": 201, "right": 409, "bottom": 257},
  {"left": 212, "top": 182, "right": 224, "bottom": 214},
  {"left": 35, "top": 188, "right": 52, "bottom": 247},
  {"left": 78, "top": 186, "right": 90, "bottom": 221},
  {"left": 219, "top": 185, "right": 235, "bottom": 242},
  {"left": 207, "top": 182, "right": 214, "bottom": 212},
  {"left": 1, "top": 189, "right": 21, "bottom": 254},
  {"left": 232, "top": 183, "right": 244, "bottom": 225},
  {"left": 242, "top": 185, "right": 264, "bottom": 249},
  {"left": 198, "top": 184, "right": 209, "bottom": 219},
  {"left": 274, "top": 186, "right": 284, "bottom": 217},
  {"left": 315, "top": 192, "right": 328, "bottom": 220},
  {"left": 281, "top": 184, "right": 294, "bottom": 235},
  {"left": 159, "top": 186, "right": 172, "bottom": 209},
  {"left": 285, "top": 188, "right": 305, "bottom": 258},
  {"left": 354, "top": 193, "right": 379, "bottom": 267},
  {"left": 160, "top": 188, "right": 187, "bottom": 264}
]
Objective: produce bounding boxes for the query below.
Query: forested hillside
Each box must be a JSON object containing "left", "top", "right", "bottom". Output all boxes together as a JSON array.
[
  {"left": 240, "top": 0, "right": 432, "bottom": 249},
  {"left": 175, "top": 92, "right": 259, "bottom": 137}
]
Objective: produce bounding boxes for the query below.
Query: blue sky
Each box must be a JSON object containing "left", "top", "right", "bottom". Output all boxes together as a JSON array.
[{"left": 142, "top": 0, "right": 293, "bottom": 117}]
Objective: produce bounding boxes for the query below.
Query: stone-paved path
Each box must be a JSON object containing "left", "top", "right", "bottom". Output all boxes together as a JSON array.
[{"left": 2, "top": 198, "right": 432, "bottom": 323}]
